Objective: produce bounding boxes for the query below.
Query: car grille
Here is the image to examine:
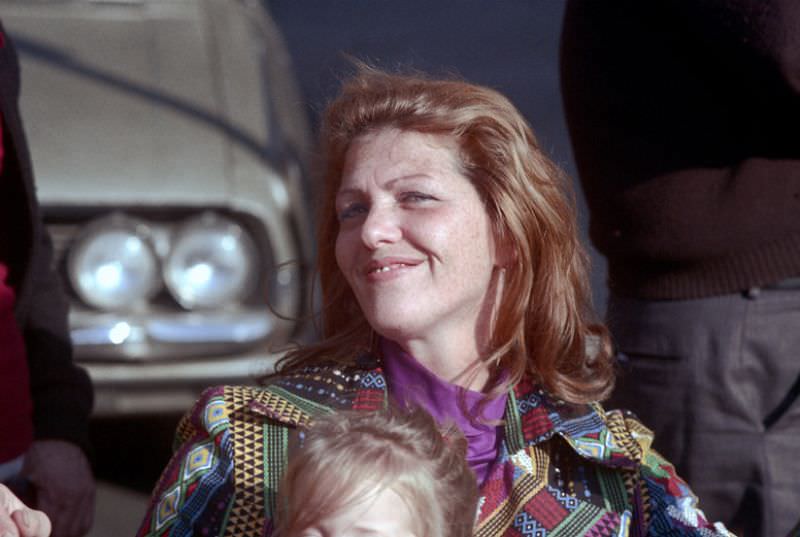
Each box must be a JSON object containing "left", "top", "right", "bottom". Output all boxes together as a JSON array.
[{"left": 47, "top": 222, "right": 81, "bottom": 267}]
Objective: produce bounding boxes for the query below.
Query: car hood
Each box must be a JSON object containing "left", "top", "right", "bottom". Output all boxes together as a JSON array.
[{"left": 4, "top": 1, "right": 265, "bottom": 206}]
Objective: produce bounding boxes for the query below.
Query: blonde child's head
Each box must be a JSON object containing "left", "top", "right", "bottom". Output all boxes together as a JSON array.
[{"left": 277, "top": 407, "right": 478, "bottom": 537}]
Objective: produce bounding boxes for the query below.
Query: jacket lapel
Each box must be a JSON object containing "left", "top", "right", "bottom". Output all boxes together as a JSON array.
[{"left": 223, "top": 359, "right": 388, "bottom": 537}]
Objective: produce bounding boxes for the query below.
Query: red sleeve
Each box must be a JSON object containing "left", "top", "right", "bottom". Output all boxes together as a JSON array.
[{"left": 0, "top": 264, "right": 34, "bottom": 462}]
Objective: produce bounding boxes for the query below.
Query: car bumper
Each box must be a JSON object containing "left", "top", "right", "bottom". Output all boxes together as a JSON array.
[{"left": 85, "top": 348, "right": 282, "bottom": 417}]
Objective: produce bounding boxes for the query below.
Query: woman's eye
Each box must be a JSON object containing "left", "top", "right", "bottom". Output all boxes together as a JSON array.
[
  {"left": 399, "top": 191, "right": 436, "bottom": 203},
  {"left": 338, "top": 202, "right": 368, "bottom": 221}
]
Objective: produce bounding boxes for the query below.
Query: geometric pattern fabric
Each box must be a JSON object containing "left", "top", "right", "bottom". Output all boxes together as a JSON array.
[{"left": 135, "top": 361, "right": 733, "bottom": 537}]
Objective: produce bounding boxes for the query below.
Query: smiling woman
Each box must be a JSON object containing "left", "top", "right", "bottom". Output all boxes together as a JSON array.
[
  {"left": 137, "top": 66, "right": 731, "bottom": 537},
  {"left": 334, "top": 128, "right": 501, "bottom": 386}
]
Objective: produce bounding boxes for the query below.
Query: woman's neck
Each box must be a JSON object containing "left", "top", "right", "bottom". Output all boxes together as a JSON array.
[
  {"left": 390, "top": 334, "right": 491, "bottom": 392},
  {"left": 379, "top": 265, "right": 503, "bottom": 392}
]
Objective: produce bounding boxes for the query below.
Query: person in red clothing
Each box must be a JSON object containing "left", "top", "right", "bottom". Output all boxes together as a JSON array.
[
  {"left": 0, "top": 263, "right": 34, "bottom": 477},
  {"left": 0, "top": 20, "right": 94, "bottom": 537}
]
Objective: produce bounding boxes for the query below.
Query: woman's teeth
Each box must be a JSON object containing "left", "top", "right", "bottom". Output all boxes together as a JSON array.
[{"left": 372, "top": 264, "right": 406, "bottom": 273}]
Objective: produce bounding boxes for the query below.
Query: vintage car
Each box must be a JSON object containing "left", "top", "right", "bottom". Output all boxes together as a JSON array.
[{"left": 0, "top": 0, "right": 314, "bottom": 416}]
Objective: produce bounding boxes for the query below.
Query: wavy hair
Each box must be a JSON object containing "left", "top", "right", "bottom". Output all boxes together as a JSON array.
[
  {"left": 279, "top": 65, "right": 613, "bottom": 403},
  {"left": 275, "top": 408, "right": 478, "bottom": 537}
]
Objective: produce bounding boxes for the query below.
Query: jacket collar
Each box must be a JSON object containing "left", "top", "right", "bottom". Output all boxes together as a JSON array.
[
  {"left": 507, "top": 377, "right": 642, "bottom": 469},
  {"left": 249, "top": 357, "right": 641, "bottom": 470},
  {"left": 246, "top": 355, "right": 386, "bottom": 425}
]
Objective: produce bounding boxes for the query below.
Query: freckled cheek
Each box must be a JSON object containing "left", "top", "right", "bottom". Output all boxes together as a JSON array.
[
  {"left": 412, "top": 215, "right": 486, "bottom": 267},
  {"left": 444, "top": 220, "right": 486, "bottom": 249}
]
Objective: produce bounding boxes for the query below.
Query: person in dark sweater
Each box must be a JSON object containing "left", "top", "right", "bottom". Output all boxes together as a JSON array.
[
  {"left": 560, "top": 1, "right": 800, "bottom": 535},
  {"left": 0, "top": 21, "right": 94, "bottom": 537}
]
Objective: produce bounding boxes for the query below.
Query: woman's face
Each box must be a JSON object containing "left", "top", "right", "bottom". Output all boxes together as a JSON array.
[{"left": 335, "top": 128, "right": 501, "bottom": 347}]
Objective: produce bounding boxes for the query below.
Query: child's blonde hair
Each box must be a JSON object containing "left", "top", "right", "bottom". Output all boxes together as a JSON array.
[{"left": 277, "top": 408, "right": 479, "bottom": 537}]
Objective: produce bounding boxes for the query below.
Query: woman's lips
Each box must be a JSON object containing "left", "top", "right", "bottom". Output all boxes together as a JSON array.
[{"left": 364, "top": 257, "right": 422, "bottom": 280}]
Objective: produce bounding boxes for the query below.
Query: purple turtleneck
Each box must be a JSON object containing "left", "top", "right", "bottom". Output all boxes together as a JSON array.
[{"left": 380, "top": 338, "right": 507, "bottom": 485}]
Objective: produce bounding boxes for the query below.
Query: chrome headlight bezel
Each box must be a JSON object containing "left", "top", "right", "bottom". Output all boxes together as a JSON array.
[
  {"left": 162, "top": 212, "right": 259, "bottom": 311},
  {"left": 67, "top": 214, "right": 161, "bottom": 312}
]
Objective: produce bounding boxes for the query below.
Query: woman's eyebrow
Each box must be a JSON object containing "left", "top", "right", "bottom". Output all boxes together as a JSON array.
[
  {"left": 385, "top": 173, "right": 434, "bottom": 188},
  {"left": 386, "top": 173, "right": 433, "bottom": 189},
  {"left": 338, "top": 173, "right": 435, "bottom": 196},
  {"left": 335, "top": 187, "right": 362, "bottom": 199}
]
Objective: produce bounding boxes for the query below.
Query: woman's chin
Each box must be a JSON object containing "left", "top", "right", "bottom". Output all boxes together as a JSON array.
[{"left": 367, "top": 319, "right": 422, "bottom": 345}]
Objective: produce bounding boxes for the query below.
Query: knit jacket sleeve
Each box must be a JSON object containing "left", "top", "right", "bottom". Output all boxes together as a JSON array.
[
  {"left": 618, "top": 413, "right": 732, "bottom": 536},
  {"left": 137, "top": 386, "right": 238, "bottom": 537},
  {"left": 639, "top": 449, "right": 732, "bottom": 536}
]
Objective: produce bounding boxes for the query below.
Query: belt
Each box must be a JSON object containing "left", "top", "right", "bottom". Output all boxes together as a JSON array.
[
  {"left": 763, "top": 276, "right": 800, "bottom": 290},
  {"left": 745, "top": 276, "right": 800, "bottom": 298}
]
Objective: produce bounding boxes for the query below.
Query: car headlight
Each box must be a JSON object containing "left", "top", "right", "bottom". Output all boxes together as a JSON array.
[
  {"left": 68, "top": 216, "right": 160, "bottom": 311},
  {"left": 164, "top": 213, "right": 257, "bottom": 310}
]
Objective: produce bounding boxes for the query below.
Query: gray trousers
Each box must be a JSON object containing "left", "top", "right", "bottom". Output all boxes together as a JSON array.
[{"left": 606, "top": 288, "right": 800, "bottom": 537}]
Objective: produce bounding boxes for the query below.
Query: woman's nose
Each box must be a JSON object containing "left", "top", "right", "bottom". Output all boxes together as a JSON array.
[{"left": 360, "top": 205, "right": 402, "bottom": 249}]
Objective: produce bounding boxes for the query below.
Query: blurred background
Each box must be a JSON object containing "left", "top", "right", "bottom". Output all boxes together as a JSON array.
[{"left": 0, "top": 1, "right": 605, "bottom": 534}]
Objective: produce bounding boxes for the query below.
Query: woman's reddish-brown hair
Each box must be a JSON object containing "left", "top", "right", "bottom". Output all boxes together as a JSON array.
[{"left": 279, "top": 64, "right": 613, "bottom": 403}]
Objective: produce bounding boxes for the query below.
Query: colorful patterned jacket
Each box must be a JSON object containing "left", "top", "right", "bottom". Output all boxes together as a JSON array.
[{"left": 137, "top": 357, "right": 730, "bottom": 537}]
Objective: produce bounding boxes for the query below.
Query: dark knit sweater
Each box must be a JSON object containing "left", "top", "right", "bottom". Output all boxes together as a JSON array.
[{"left": 560, "top": 0, "right": 800, "bottom": 300}]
